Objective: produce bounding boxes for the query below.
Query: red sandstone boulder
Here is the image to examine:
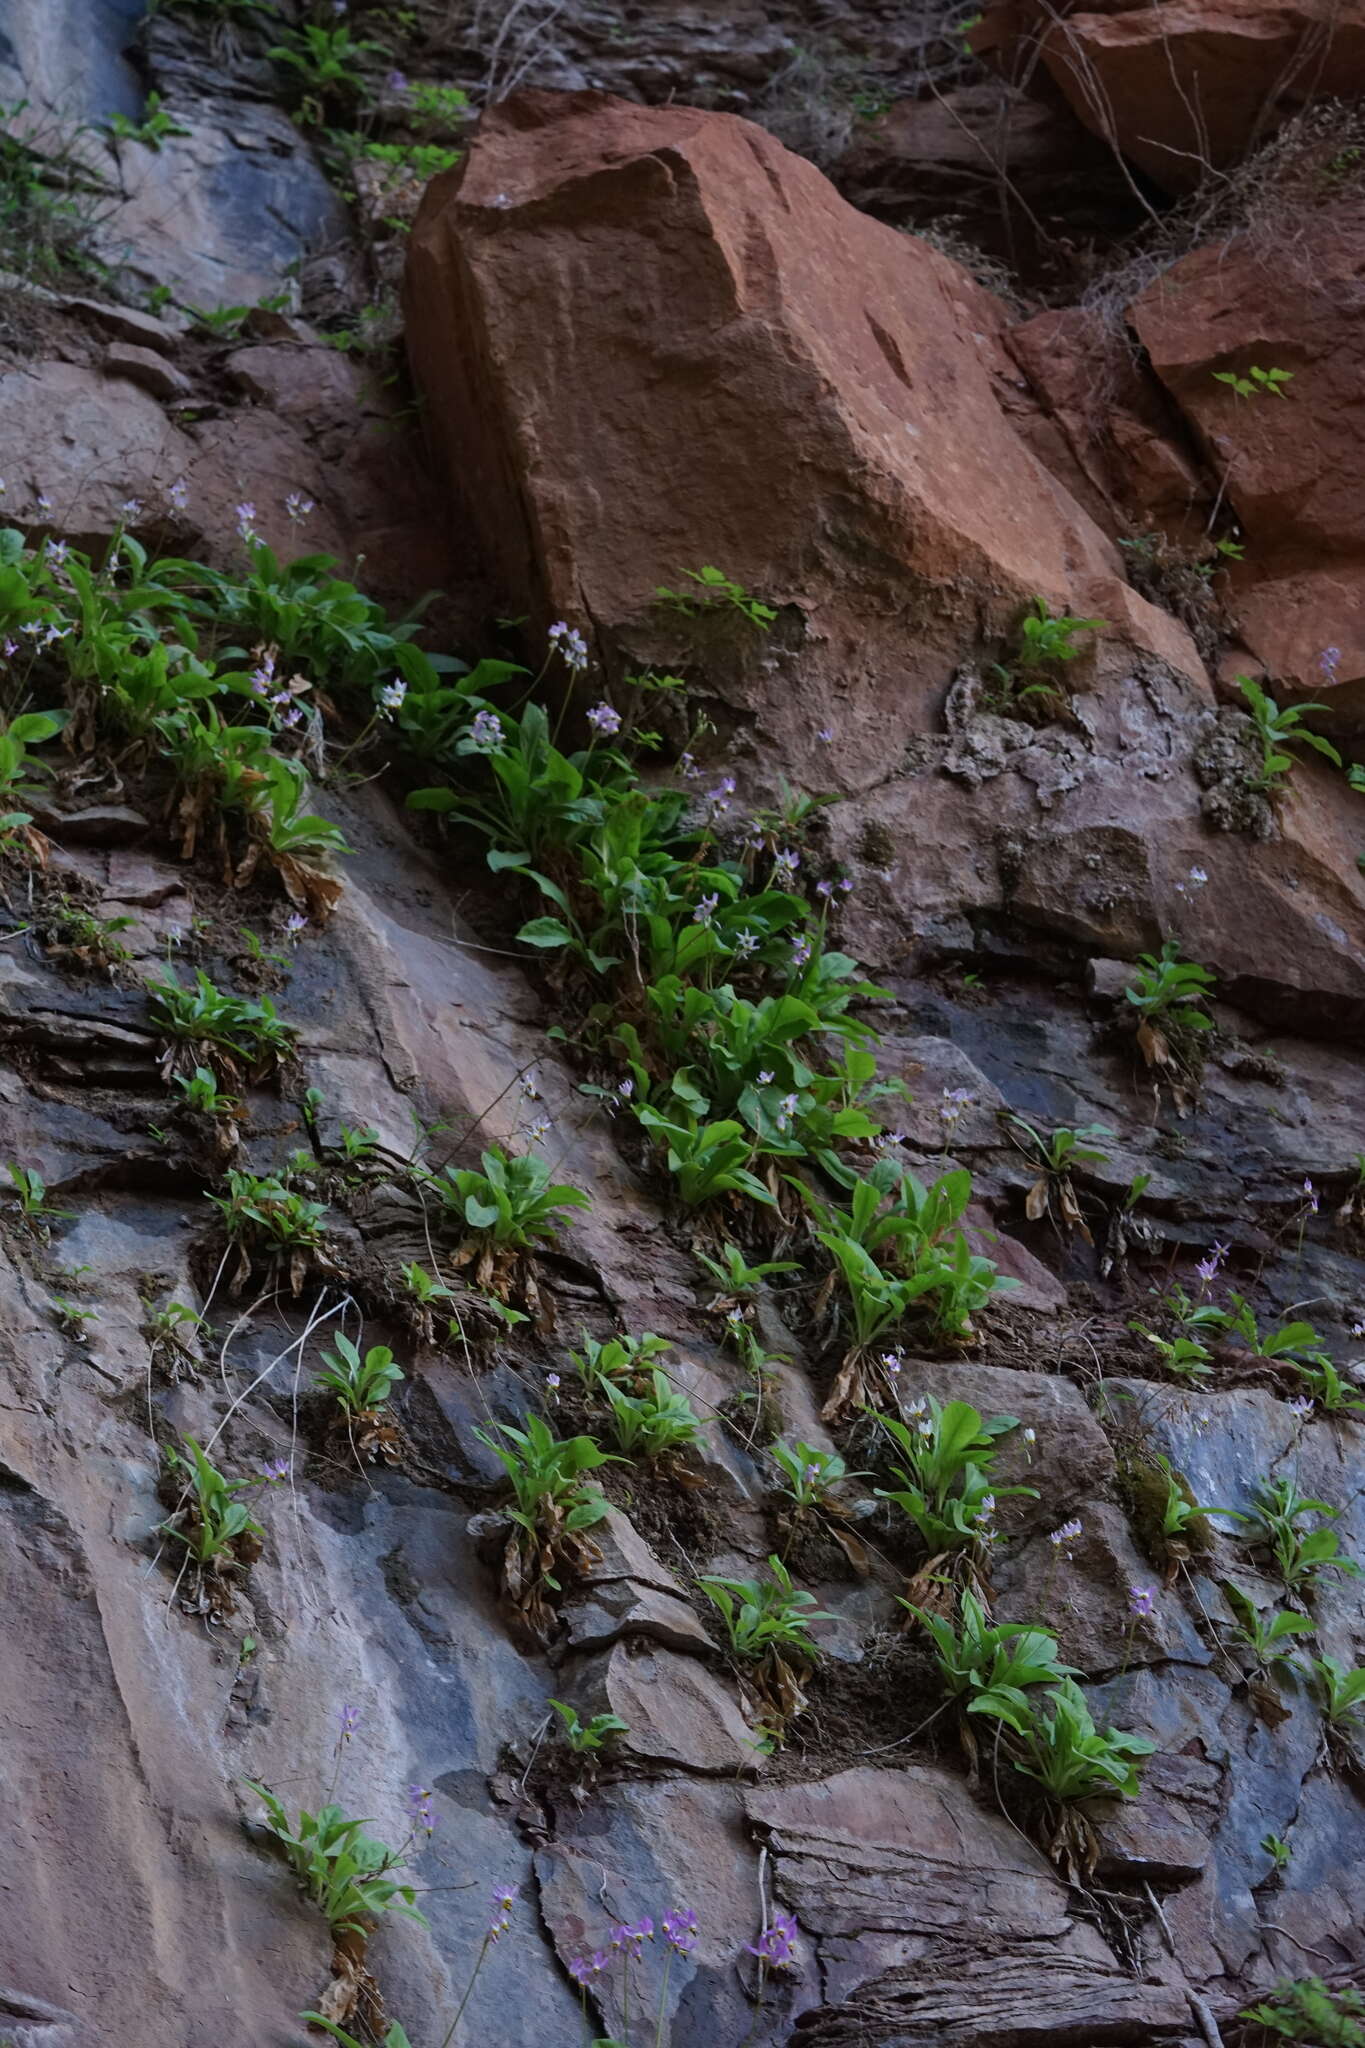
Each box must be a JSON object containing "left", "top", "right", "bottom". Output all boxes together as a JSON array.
[
  {"left": 405, "top": 89, "right": 1204, "bottom": 795},
  {"left": 1130, "top": 201, "right": 1365, "bottom": 726},
  {"left": 981, "top": 0, "right": 1365, "bottom": 194}
]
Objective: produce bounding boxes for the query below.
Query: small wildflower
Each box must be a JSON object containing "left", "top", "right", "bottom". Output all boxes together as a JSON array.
[
  {"left": 916, "top": 1416, "right": 933, "bottom": 1438},
  {"left": 678, "top": 749, "right": 698, "bottom": 779},
  {"left": 120, "top": 497, "right": 143, "bottom": 519},
  {"left": 167, "top": 477, "right": 189, "bottom": 514},
  {"left": 756, "top": 1070, "right": 774, "bottom": 1086},
  {"left": 235, "top": 500, "right": 258, "bottom": 543},
  {"left": 42, "top": 622, "right": 66, "bottom": 645},
  {"left": 590, "top": 1949, "right": 612, "bottom": 1974},
  {"left": 44, "top": 538, "right": 68, "bottom": 567},
  {"left": 772, "top": 847, "right": 800, "bottom": 887},
  {"left": 733, "top": 928, "right": 760, "bottom": 957},
  {"left": 976, "top": 1493, "right": 996, "bottom": 1522},
  {"left": 546, "top": 1371, "right": 561, "bottom": 1392},
  {"left": 549, "top": 621, "right": 589, "bottom": 671},
  {"left": 1320, "top": 645, "right": 1343, "bottom": 681},
  {"left": 261, "top": 1457, "right": 290, "bottom": 1481},
  {"left": 1302, "top": 1177, "right": 1319, "bottom": 1214},
  {"left": 745, "top": 1910, "right": 799, "bottom": 1970},
  {"left": 1351, "top": 1320, "right": 1365, "bottom": 1340},
  {"left": 816, "top": 725, "right": 834, "bottom": 742},
  {"left": 776, "top": 1090, "right": 800, "bottom": 1133},
  {"left": 612, "top": 1075, "right": 635, "bottom": 1111},
  {"left": 1188, "top": 865, "right": 1208, "bottom": 887},
  {"left": 379, "top": 677, "right": 407, "bottom": 715},
  {"left": 1022, "top": 1426, "right": 1036, "bottom": 1445},
  {"left": 36, "top": 492, "right": 51, "bottom": 513},
  {"left": 726, "top": 1307, "right": 745, "bottom": 1327},
  {"left": 0, "top": 637, "right": 15, "bottom": 658},
  {"left": 489, "top": 1881, "right": 519, "bottom": 1938},
  {"left": 568, "top": 1957, "right": 593, "bottom": 1985},
  {"left": 876, "top": 1129, "right": 905, "bottom": 1151},
  {"left": 662, "top": 1907, "right": 698, "bottom": 1954},
  {"left": 1195, "top": 1240, "right": 1228, "bottom": 1285},
  {"left": 790, "top": 933, "right": 813, "bottom": 970},
  {"left": 519, "top": 1070, "right": 540, "bottom": 1100},
  {"left": 286, "top": 911, "right": 308, "bottom": 937},
  {"left": 467, "top": 707, "right": 504, "bottom": 753},
  {"left": 339, "top": 1703, "right": 360, "bottom": 1741},
  {"left": 816, "top": 879, "right": 835, "bottom": 900},
  {"left": 692, "top": 891, "right": 719, "bottom": 927},
  {"left": 526, "top": 1116, "right": 551, "bottom": 1143},
  {"left": 803, "top": 1462, "right": 822, "bottom": 1485},
  {"left": 585, "top": 701, "right": 620, "bottom": 736},
  {"left": 880, "top": 1350, "right": 903, "bottom": 1379},
  {"left": 386, "top": 68, "right": 409, "bottom": 92},
  {"left": 1288, "top": 1394, "right": 1314, "bottom": 1418},
  {"left": 1049, "top": 1517, "right": 1083, "bottom": 1551},
  {"left": 1128, "top": 1584, "right": 1156, "bottom": 1618},
  {"left": 405, "top": 1783, "right": 435, "bottom": 1833}
]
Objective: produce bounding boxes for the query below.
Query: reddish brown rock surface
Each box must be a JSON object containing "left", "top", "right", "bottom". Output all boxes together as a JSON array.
[
  {"left": 1131, "top": 200, "right": 1365, "bottom": 724},
  {"left": 982, "top": 0, "right": 1365, "bottom": 193},
  {"left": 405, "top": 89, "right": 1203, "bottom": 796}
]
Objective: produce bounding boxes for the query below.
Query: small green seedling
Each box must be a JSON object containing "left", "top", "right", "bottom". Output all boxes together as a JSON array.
[
  {"left": 314, "top": 1333, "right": 404, "bottom": 1417},
  {"left": 600, "top": 1369, "right": 702, "bottom": 1460},
  {"left": 769, "top": 1439, "right": 866, "bottom": 1510},
  {"left": 655, "top": 565, "right": 776, "bottom": 630},
  {"left": 1213, "top": 365, "right": 1293, "bottom": 399},
  {"left": 698, "top": 1554, "right": 834, "bottom": 1662},
  {"left": 4, "top": 1161, "right": 72, "bottom": 1230},
  {"left": 1239, "top": 675, "right": 1341, "bottom": 792},
  {"left": 160, "top": 1435, "right": 263, "bottom": 1566},
  {"left": 547, "top": 1699, "right": 629, "bottom": 1754}
]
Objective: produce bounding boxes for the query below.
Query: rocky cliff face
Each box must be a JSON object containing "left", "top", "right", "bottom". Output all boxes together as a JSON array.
[{"left": 2, "top": 7, "right": 1365, "bottom": 2048}]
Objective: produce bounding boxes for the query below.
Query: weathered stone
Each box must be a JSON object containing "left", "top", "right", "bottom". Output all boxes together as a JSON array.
[
  {"left": 574, "top": 1643, "right": 757, "bottom": 1773},
  {"left": 1132, "top": 203, "right": 1365, "bottom": 725},
  {"left": 406, "top": 90, "right": 1204, "bottom": 800},
  {"left": 746, "top": 1766, "right": 1194, "bottom": 2036},
  {"left": 560, "top": 1577, "right": 712, "bottom": 1656},
  {"left": 983, "top": 0, "right": 1365, "bottom": 195},
  {"left": 0, "top": 363, "right": 194, "bottom": 543},
  {"left": 102, "top": 340, "right": 192, "bottom": 401}
]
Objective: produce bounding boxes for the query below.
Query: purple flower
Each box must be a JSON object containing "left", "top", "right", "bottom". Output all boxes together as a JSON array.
[
  {"left": 489, "top": 1880, "right": 519, "bottom": 1939},
  {"left": 662, "top": 1907, "right": 698, "bottom": 1954},
  {"left": 790, "top": 934, "right": 813, "bottom": 970},
  {"left": 1320, "top": 645, "right": 1342, "bottom": 682},
  {"left": 386, "top": 68, "right": 409, "bottom": 92},
  {"left": 1302, "top": 1177, "right": 1319, "bottom": 1214},
  {"left": 816, "top": 726, "right": 834, "bottom": 743},
  {"left": 692, "top": 892, "right": 719, "bottom": 927},
  {"left": 1195, "top": 1241, "right": 1228, "bottom": 1284},
  {"left": 286, "top": 912, "right": 308, "bottom": 936},
  {"left": 0, "top": 637, "right": 15, "bottom": 658},
  {"left": 585, "top": 701, "right": 620, "bottom": 736},
  {"left": 467, "top": 708, "right": 504, "bottom": 754},
  {"left": 339, "top": 1702, "right": 360, "bottom": 1740},
  {"left": 1288, "top": 1394, "right": 1314, "bottom": 1419},
  {"left": 880, "top": 1350, "right": 902, "bottom": 1377},
  {"left": 816, "top": 879, "right": 835, "bottom": 900},
  {"left": 771, "top": 848, "right": 800, "bottom": 887},
  {"left": 36, "top": 491, "right": 52, "bottom": 513},
  {"left": 568, "top": 1956, "right": 593, "bottom": 1984},
  {"left": 545, "top": 1371, "right": 561, "bottom": 1391},
  {"left": 590, "top": 1949, "right": 612, "bottom": 1974},
  {"left": 235, "top": 501, "right": 258, "bottom": 543},
  {"left": 1049, "top": 1517, "right": 1083, "bottom": 1550},
  {"left": 167, "top": 477, "right": 189, "bottom": 514},
  {"left": 746, "top": 1909, "right": 799, "bottom": 1970},
  {"left": 548, "top": 620, "right": 588, "bottom": 672},
  {"left": 120, "top": 497, "right": 143, "bottom": 519},
  {"left": 1128, "top": 1584, "right": 1156, "bottom": 1618},
  {"left": 405, "top": 1782, "right": 435, "bottom": 1833},
  {"left": 776, "top": 1090, "right": 800, "bottom": 1133},
  {"left": 260, "top": 1457, "right": 290, "bottom": 1482},
  {"left": 44, "top": 538, "right": 68, "bottom": 567}
]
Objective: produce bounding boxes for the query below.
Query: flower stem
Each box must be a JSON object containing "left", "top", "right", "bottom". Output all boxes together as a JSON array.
[{"left": 439, "top": 1931, "right": 491, "bottom": 2048}]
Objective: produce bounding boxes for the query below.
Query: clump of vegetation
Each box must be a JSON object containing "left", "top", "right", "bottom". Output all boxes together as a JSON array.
[
  {"left": 986, "top": 596, "right": 1105, "bottom": 714},
  {"left": 474, "top": 1414, "right": 614, "bottom": 1637},
  {"left": 158, "top": 1435, "right": 264, "bottom": 1604},
  {"left": 426, "top": 1145, "right": 589, "bottom": 1301},
  {"left": 1239, "top": 1977, "right": 1365, "bottom": 2046},
  {"left": 1238, "top": 675, "right": 1341, "bottom": 793},
  {"left": 209, "top": 1165, "right": 330, "bottom": 1293},
  {"left": 147, "top": 970, "right": 297, "bottom": 1083},
  {"left": 877, "top": 1398, "right": 1035, "bottom": 1602},
  {"left": 699, "top": 1553, "right": 834, "bottom": 1734}
]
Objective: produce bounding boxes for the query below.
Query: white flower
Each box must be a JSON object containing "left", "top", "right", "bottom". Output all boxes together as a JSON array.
[{"left": 379, "top": 677, "right": 407, "bottom": 714}]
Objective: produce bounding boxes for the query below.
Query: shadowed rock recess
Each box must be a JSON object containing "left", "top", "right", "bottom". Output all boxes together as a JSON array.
[{"left": 3, "top": 6, "right": 1365, "bottom": 2047}]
